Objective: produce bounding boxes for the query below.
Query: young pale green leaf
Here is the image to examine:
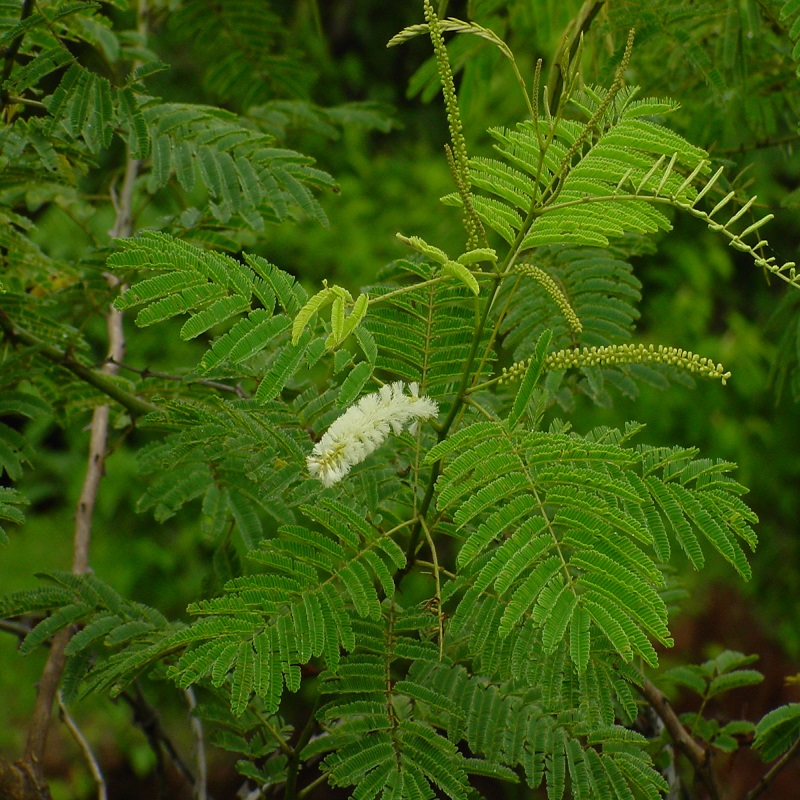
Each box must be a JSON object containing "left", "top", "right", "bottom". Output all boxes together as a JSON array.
[
  {"left": 292, "top": 286, "right": 336, "bottom": 344},
  {"left": 326, "top": 292, "right": 369, "bottom": 349},
  {"left": 442, "top": 260, "right": 479, "bottom": 296},
  {"left": 457, "top": 247, "right": 497, "bottom": 266},
  {"left": 508, "top": 330, "right": 552, "bottom": 428},
  {"left": 293, "top": 283, "right": 356, "bottom": 346},
  {"left": 388, "top": 17, "right": 515, "bottom": 63},
  {"left": 329, "top": 295, "right": 345, "bottom": 344},
  {"left": 396, "top": 232, "right": 448, "bottom": 264}
]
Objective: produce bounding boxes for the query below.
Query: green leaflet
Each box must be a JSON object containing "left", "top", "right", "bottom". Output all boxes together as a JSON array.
[
  {"left": 753, "top": 703, "right": 800, "bottom": 761},
  {"left": 0, "top": 487, "right": 28, "bottom": 543},
  {"left": 396, "top": 234, "right": 489, "bottom": 295},
  {"left": 327, "top": 293, "right": 370, "bottom": 349},
  {"left": 508, "top": 329, "right": 552, "bottom": 428},
  {"left": 310, "top": 613, "right": 474, "bottom": 800},
  {"left": 255, "top": 333, "right": 311, "bottom": 404},
  {"left": 569, "top": 606, "right": 591, "bottom": 674},
  {"left": 442, "top": 259, "right": 480, "bottom": 295}
]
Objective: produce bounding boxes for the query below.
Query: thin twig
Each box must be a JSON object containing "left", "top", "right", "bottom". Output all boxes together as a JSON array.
[
  {"left": 125, "top": 685, "right": 168, "bottom": 800},
  {"left": 119, "top": 684, "right": 207, "bottom": 798},
  {"left": 22, "top": 80, "right": 145, "bottom": 793},
  {"left": 638, "top": 676, "right": 721, "bottom": 800},
  {"left": 253, "top": 709, "right": 295, "bottom": 758},
  {"left": 184, "top": 688, "right": 207, "bottom": 800},
  {"left": 58, "top": 691, "right": 107, "bottom": 800},
  {"left": 111, "top": 358, "right": 249, "bottom": 398},
  {"left": 297, "top": 771, "right": 329, "bottom": 799},
  {"left": 414, "top": 559, "right": 456, "bottom": 580},
  {"left": 746, "top": 733, "right": 800, "bottom": 800},
  {"left": 419, "top": 516, "right": 444, "bottom": 659},
  {"left": 0, "top": 309, "right": 160, "bottom": 418},
  {"left": 546, "top": 0, "right": 605, "bottom": 110},
  {"left": 0, "top": 618, "right": 33, "bottom": 639},
  {"left": 6, "top": 95, "right": 47, "bottom": 109},
  {"left": 284, "top": 696, "right": 320, "bottom": 800}
]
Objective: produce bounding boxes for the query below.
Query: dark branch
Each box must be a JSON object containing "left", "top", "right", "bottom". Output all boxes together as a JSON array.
[
  {"left": 120, "top": 684, "right": 216, "bottom": 800},
  {"left": 0, "top": 309, "right": 160, "bottom": 419},
  {"left": 110, "top": 358, "right": 249, "bottom": 398},
  {"left": 638, "top": 676, "right": 721, "bottom": 800},
  {"left": 746, "top": 733, "right": 800, "bottom": 800}
]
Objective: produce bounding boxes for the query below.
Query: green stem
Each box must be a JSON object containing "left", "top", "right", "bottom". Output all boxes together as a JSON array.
[
  {"left": 400, "top": 274, "right": 502, "bottom": 574},
  {"left": 0, "top": 309, "right": 160, "bottom": 418},
  {"left": 297, "top": 771, "right": 329, "bottom": 799},
  {"left": 283, "top": 694, "right": 320, "bottom": 800},
  {"left": 415, "top": 559, "right": 456, "bottom": 580},
  {"left": 253, "top": 710, "right": 294, "bottom": 758},
  {"left": 370, "top": 277, "right": 445, "bottom": 306},
  {"left": 419, "top": 516, "right": 444, "bottom": 658},
  {"left": 5, "top": 95, "right": 47, "bottom": 110}
]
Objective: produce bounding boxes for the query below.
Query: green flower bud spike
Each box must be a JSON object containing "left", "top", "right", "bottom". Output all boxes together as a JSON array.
[
  {"left": 515, "top": 263, "right": 582, "bottom": 336},
  {"left": 500, "top": 343, "right": 731, "bottom": 385},
  {"left": 423, "top": 0, "right": 483, "bottom": 248}
]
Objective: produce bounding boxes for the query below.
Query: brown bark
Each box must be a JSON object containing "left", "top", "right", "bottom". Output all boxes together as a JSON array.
[
  {"left": 639, "top": 676, "right": 721, "bottom": 800},
  {"left": 0, "top": 758, "right": 50, "bottom": 800}
]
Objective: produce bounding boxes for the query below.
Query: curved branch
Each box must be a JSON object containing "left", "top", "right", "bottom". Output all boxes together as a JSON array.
[
  {"left": 22, "top": 73, "right": 147, "bottom": 792},
  {"left": 638, "top": 676, "right": 721, "bottom": 800},
  {"left": 58, "top": 692, "right": 106, "bottom": 800},
  {"left": 0, "top": 310, "right": 160, "bottom": 419},
  {"left": 746, "top": 733, "right": 800, "bottom": 800}
]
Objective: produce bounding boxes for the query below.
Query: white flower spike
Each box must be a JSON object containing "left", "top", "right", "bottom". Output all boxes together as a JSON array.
[{"left": 307, "top": 382, "right": 438, "bottom": 488}]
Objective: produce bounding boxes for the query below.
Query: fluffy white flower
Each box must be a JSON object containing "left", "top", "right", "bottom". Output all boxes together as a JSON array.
[{"left": 307, "top": 382, "right": 438, "bottom": 487}]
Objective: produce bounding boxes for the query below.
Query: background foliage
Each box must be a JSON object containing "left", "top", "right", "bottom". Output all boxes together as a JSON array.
[{"left": 1, "top": 1, "right": 800, "bottom": 799}]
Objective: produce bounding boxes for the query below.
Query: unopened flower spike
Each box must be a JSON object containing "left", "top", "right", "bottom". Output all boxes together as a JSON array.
[
  {"left": 499, "top": 343, "right": 732, "bottom": 385},
  {"left": 307, "top": 382, "right": 439, "bottom": 488}
]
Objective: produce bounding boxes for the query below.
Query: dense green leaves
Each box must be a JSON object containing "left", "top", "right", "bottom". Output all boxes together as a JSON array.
[
  {"left": 1, "top": 2, "right": 797, "bottom": 798},
  {"left": 431, "top": 420, "right": 755, "bottom": 670},
  {"left": 445, "top": 83, "right": 707, "bottom": 251}
]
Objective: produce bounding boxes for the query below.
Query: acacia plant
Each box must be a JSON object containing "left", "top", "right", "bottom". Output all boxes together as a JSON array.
[{"left": 1, "top": 2, "right": 800, "bottom": 799}]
